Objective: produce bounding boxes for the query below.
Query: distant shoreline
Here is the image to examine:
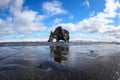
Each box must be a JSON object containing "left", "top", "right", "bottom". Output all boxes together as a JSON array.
[{"left": 0, "top": 41, "right": 119, "bottom": 46}]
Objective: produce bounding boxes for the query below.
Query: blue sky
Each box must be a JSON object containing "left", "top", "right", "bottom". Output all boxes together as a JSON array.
[{"left": 0, "top": 0, "right": 120, "bottom": 42}]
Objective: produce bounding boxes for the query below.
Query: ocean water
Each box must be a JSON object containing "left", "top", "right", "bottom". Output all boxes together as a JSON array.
[{"left": 0, "top": 42, "right": 120, "bottom": 80}]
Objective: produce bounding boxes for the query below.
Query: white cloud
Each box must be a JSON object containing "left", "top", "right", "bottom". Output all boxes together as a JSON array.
[
  {"left": 77, "top": 0, "right": 120, "bottom": 35},
  {"left": 42, "top": 1, "right": 67, "bottom": 16},
  {"left": 0, "top": 0, "right": 12, "bottom": 7},
  {"left": 0, "top": 0, "right": 66, "bottom": 41},
  {"left": 76, "top": 15, "right": 114, "bottom": 33},
  {"left": 50, "top": 23, "right": 76, "bottom": 32},
  {"left": 0, "top": 0, "right": 120, "bottom": 42},
  {"left": 49, "top": 0, "right": 120, "bottom": 42},
  {"left": 0, "top": 37, "right": 48, "bottom": 42},
  {"left": 14, "top": 10, "right": 37, "bottom": 26},
  {"left": 13, "top": 10, "right": 46, "bottom": 33},
  {"left": 70, "top": 33, "right": 118, "bottom": 42},
  {"left": 104, "top": 26, "right": 120, "bottom": 36},
  {"left": 9, "top": 0, "right": 24, "bottom": 14},
  {"left": 53, "top": 18, "right": 62, "bottom": 24},
  {"left": 104, "top": 0, "right": 120, "bottom": 18},
  {"left": 0, "top": 0, "right": 47, "bottom": 34},
  {"left": 82, "top": 0, "right": 90, "bottom": 8},
  {"left": 89, "top": 11, "right": 96, "bottom": 17},
  {"left": 0, "top": 17, "right": 14, "bottom": 36}
]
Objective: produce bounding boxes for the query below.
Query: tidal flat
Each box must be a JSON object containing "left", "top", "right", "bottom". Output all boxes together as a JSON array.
[{"left": 0, "top": 42, "right": 120, "bottom": 80}]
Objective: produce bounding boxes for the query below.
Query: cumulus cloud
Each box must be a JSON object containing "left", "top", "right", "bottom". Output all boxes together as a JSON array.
[
  {"left": 104, "top": 0, "right": 120, "bottom": 18},
  {"left": 70, "top": 33, "right": 118, "bottom": 42},
  {"left": 0, "top": 0, "right": 70, "bottom": 41},
  {"left": 0, "top": 0, "right": 49, "bottom": 43},
  {"left": 80, "top": 0, "right": 119, "bottom": 34},
  {"left": 49, "top": 0, "right": 120, "bottom": 42},
  {"left": 76, "top": 15, "right": 114, "bottom": 33},
  {"left": 51, "top": 0, "right": 120, "bottom": 33},
  {"left": 42, "top": 1, "right": 67, "bottom": 16},
  {"left": 13, "top": 10, "right": 47, "bottom": 33},
  {"left": 0, "top": 0, "right": 12, "bottom": 7},
  {"left": 0, "top": 0, "right": 120, "bottom": 42},
  {"left": 0, "top": 17, "right": 14, "bottom": 36},
  {"left": 0, "top": 0, "right": 47, "bottom": 34}
]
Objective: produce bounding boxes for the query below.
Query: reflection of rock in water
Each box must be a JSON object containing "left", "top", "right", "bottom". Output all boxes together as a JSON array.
[{"left": 50, "top": 46, "right": 69, "bottom": 63}]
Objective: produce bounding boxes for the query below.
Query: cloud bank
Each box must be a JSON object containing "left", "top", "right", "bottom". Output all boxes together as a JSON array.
[
  {"left": 0, "top": 0, "right": 120, "bottom": 42},
  {"left": 51, "top": 0, "right": 120, "bottom": 42}
]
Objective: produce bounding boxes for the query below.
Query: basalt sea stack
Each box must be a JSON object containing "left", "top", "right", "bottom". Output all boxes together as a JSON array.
[{"left": 48, "top": 26, "right": 69, "bottom": 42}]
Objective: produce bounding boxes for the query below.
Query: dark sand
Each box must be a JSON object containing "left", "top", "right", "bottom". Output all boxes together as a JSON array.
[{"left": 0, "top": 42, "right": 120, "bottom": 80}]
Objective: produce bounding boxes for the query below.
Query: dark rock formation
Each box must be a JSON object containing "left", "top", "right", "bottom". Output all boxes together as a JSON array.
[{"left": 48, "top": 26, "right": 69, "bottom": 42}]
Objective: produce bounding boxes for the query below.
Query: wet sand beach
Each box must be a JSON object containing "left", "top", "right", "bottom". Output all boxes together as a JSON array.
[{"left": 0, "top": 42, "right": 120, "bottom": 80}]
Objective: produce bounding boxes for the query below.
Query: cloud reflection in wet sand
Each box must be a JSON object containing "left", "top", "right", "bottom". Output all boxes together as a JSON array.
[{"left": 0, "top": 43, "right": 120, "bottom": 80}]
